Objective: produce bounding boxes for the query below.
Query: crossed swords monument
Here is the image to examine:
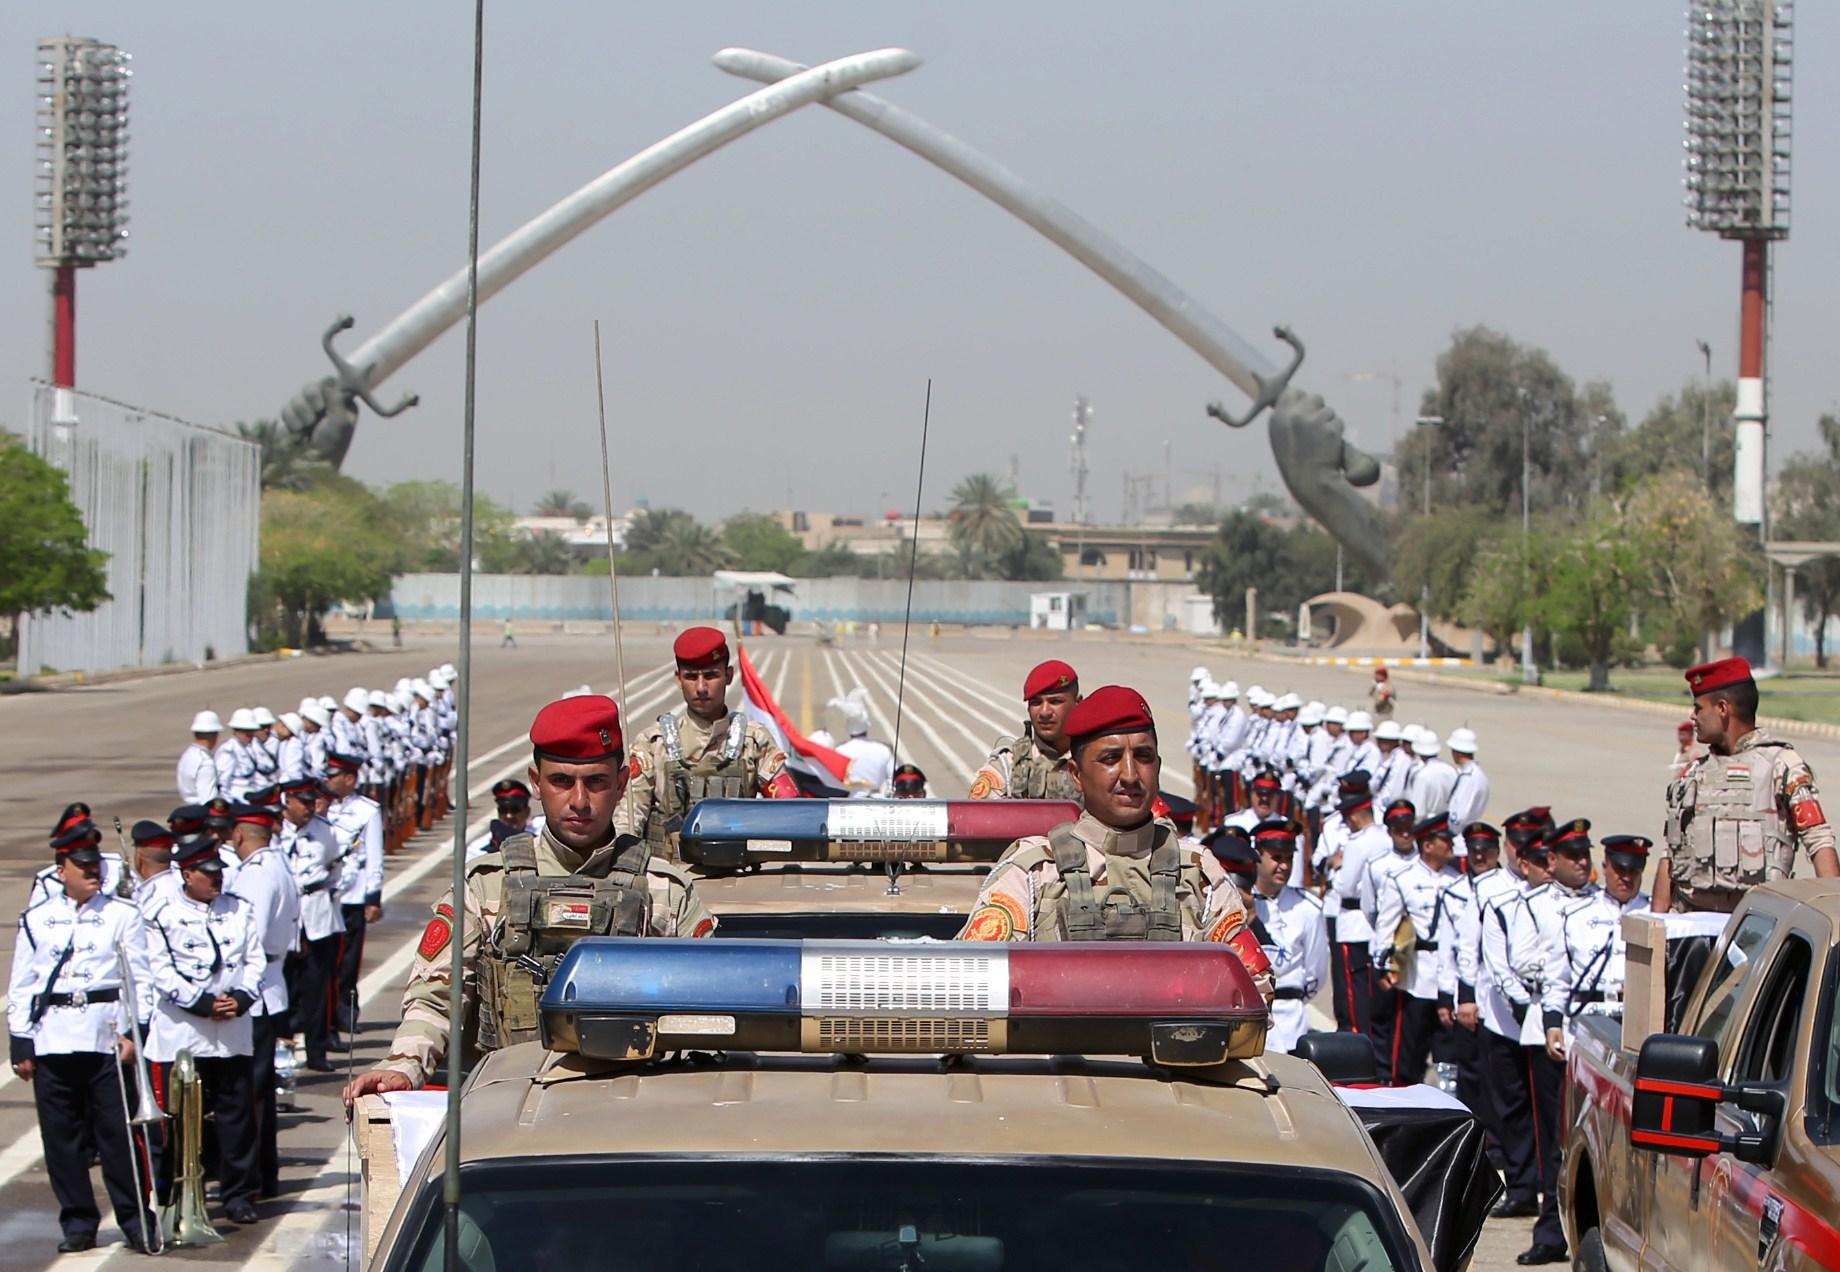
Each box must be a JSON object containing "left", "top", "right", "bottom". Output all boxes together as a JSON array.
[{"left": 277, "top": 47, "right": 1388, "bottom": 574}]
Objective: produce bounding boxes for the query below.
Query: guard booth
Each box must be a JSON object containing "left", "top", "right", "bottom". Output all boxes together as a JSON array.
[
  {"left": 1029, "top": 590, "right": 1087, "bottom": 631},
  {"left": 715, "top": 570, "right": 796, "bottom": 635}
]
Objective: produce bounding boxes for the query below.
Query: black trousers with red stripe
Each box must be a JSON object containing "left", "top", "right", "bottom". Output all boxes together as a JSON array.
[
  {"left": 1526, "top": 1044, "right": 1566, "bottom": 1249},
  {"left": 1478, "top": 1026, "right": 1538, "bottom": 1205},
  {"left": 337, "top": 905, "right": 368, "bottom": 1029},
  {"left": 1368, "top": 984, "right": 1401, "bottom": 1078},
  {"left": 286, "top": 933, "right": 339, "bottom": 1063},
  {"left": 32, "top": 1052, "right": 149, "bottom": 1245},
  {"left": 1330, "top": 939, "right": 1374, "bottom": 1036},
  {"left": 1391, "top": 995, "right": 1441, "bottom": 1085}
]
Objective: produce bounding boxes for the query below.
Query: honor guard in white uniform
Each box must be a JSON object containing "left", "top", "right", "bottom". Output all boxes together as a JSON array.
[
  {"left": 29, "top": 804, "right": 130, "bottom": 906},
  {"left": 1545, "top": 835, "right": 1653, "bottom": 1053},
  {"left": 8, "top": 820, "right": 157, "bottom": 1254},
  {"left": 298, "top": 701, "right": 331, "bottom": 779},
  {"left": 250, "top": 707, "right": 281, "bottom": 785},
  {"left": 1324, "top": 781, "right": 1390, "bottom": 1035},
  {"left": 1370, "top": 721, "right": 1414, "bottom": 807},
  {"left": 1445, "top": 729, "right": 1490, "bottom": 848},
  {"left": 331, "top": 689, "right": 367, "bottom": 767},
  {"left": 127, "top": 820, "right": 182, "bottom": 914},
  {"left": 226, "top": 803, "right": 299, "bottom": 1197},
  {"left": 1405, "top": 731, "right": 1457, "bottom": 821},
  {"left": 1221, "top": 769, "right": 1288, "bottom": 870},
  {"left": 1248, "top": 819, "right": 1328, "bottom": 1054},
  {"left": 1438, "top": 821, "right": 1506, "bottom": 1156},
  {"left": 274, "top": 712, "right": 307, "bottom": 783},
  {"left": 323, "top": 752, "right": 384, "bottom": 1036},
  {"left": 277, "top": 778, "right": 344, "bottom": 1070},
  {"left": 176, "top": 710, "right": 222, "bottom": 803},
  {"left": 214, "top": 708, "right": 266, "bottom": 800},
  {"left": 1509, "top": 817, "right": 1595, "bottom": 1265},
  {"left": 142, "top": 835, "right": 265, "bottom": 1224},
  {"left": 1342, "top": 712, "right": 1381, "bottom": 780},
  {"left": 1361, "top": 800, "right": 1420, "bottom": 1075},
  {"left": 1372, "top": 814, "right": 1460, "bottom": 1085}
]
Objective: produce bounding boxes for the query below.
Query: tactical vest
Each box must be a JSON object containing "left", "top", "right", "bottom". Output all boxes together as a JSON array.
[
  {"left": 1664, "top": 740, "right": 1795, "bottom": 902},
  {"left": 645, "top": 711, "right": 751, "bottom": 854},
  {"left": 1042, "top": 823, "right": 1184, "bottom": 941},
  {"left": 475, "top": 832, "right": 651, "bottom": 1051},
  {"left": 1000, "top": 733, "right": 1081, "bottom": 802}
]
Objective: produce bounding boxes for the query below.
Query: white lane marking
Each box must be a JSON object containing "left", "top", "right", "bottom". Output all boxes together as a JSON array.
[
  {"left": 865, "top": 649, "right": 1011, "bottom": 741},
  {"left": 835, "top": 649, "right": 982, "bottom": 782},
  {"left": 898, "top": 652, "right": 1018, "bottom": 735}
]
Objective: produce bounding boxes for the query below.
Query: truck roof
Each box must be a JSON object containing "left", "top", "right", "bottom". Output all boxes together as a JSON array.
[{"left": 453, "top": 1043, "right": 1394, "bottom": 1177}]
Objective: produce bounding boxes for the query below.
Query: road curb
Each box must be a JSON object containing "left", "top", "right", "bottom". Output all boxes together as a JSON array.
[{"left": 2, "top": 644, "right": 379, "bottom": 695}]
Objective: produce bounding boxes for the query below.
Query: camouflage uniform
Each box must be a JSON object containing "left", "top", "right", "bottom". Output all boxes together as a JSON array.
[
  {"left": 957, "top": 811, "right": 1273, "bottom": 1000},
  {"left": 968, "top": 731, "right": 1080, "bottom": 802},
  {"left": 1663, "top": 727, "right": 1835, "bottom": 913},
  {"left": 377, "top": 825, "right": 712, "bottom": 1087},
  {"left": 613, "top": 710, "right": 798, "bottom": 857}
]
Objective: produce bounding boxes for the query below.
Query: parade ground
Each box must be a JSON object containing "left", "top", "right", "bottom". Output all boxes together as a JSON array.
[{"left": 2, "top": 629, "right": 1834, "bottom": 1270}]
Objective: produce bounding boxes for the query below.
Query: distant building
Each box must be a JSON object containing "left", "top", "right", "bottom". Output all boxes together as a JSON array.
[{"left": 512, "top": 512, "right": 630, "bottom": 560}]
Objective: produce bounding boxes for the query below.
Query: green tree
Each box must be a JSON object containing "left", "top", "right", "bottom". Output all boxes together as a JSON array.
[
  {"left": 255, "top": 482, "right": 397, "bottom": 646},
  {"left": 504, "top": 530, "right": 574, "bottom": 575},
  {"left": 1458, "top": 532, "right": 1547, "bottom": 663},
  {"left": 1600, "top": 380, "right": 1737, "bottom": 506},
  {"left": 1529, "top": 516, "right": 1639, "bottom": 691},
  {"left": 533, "top": 489, "right": 592, "bottom": 521},
  {"left": 1622, "top": 471, "right": 1762, "bottom": 666},
  {"left": 1772, "top": 413, "right": 1840, "bottom": 667},
  {"left": 791, "top": 540, "right": 865, "bottom": 578},
  {"left": 993, "top": 530, "right": 1064, "bottom": 582},
  {"left": 1173, "top": 501, "right": 1228, "bottom": 526},
  {"left": 1406, "top": 326, "right": 1597, "bottom": 515},
  {"left": 1196, "top": 511, "right": 1296, "bottom": 634},
  {"left": 0, "top": 434, "right": 110, "bottom": 640},
  {"left": 629, "top": 517, "right": 733, "bottom": 576},
  {"left": 722, "top": 513, "right": 807, "bottom": 573},
  {"left": 382, "top": 480, "right": 518, "bottom": 572},
  {"left": 235, "top": 419, "right": 334, "bottom": 492},
  {"left": 1390, "top": 505, "right": 1506, "bottom": 622},
  {"left": 948, "top": 474, "right": 1023, "bottom": 559}
]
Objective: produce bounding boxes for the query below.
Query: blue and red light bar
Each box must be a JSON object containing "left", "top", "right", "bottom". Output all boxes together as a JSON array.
[
  {"left": 677, "top": 798, "right": 1081, "bottom": 868},
  {"left": 540, "top": 938, "right": 1268, "bottom": 1066}
]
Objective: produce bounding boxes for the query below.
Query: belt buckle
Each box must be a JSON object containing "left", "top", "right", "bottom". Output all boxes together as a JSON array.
[{"left": 68, "top": 989, "right": 87, "bottom": 1009}]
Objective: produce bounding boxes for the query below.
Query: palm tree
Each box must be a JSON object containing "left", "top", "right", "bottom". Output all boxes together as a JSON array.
[
  {"left": 510, "top": 531, "right": 575, "bottom": 575},
  {"left": 949, "top": 473, "right": 1022, "bottom": 559},
  {"left": 653, "top": 519, "right": 735, "bottom": 576},
  {"left": 623, "top": 507, "right": 694, "bottom": 557},
  {"left": 534, "top": 489, "right": 593, "bottom": 521}
]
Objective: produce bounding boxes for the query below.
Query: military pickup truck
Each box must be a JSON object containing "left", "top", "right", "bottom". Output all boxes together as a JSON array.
[
  {"left": 1561, "top": 880, "right": 1840, "bottom": 1270},
  {"left": 359, "top": 938, "right": 1441, "bottom": 1271}
]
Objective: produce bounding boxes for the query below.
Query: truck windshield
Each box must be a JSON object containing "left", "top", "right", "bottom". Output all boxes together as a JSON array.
[{"left": 393, "top": 1156, "right": 1418, "bottom": 1272}]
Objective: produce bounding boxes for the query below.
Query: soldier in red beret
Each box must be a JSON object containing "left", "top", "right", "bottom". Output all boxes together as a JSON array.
[
  {"left": 344, "top": 694, "right": 715, "bottom": 1106},
  {"left": 1656, "top": 656, "right": 1838, "bottom": 914},
  {"left": 613, "top": 626, "right": 799, "bottom": 858},
  {"left": 956, "top": 685, "right": 1274, "bottom": 1001},
  {"left": 968, "top": 659, "right": 1082, "bottom": 801}
]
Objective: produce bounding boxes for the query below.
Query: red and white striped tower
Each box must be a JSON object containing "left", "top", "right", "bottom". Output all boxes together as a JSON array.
[
  {"left": 1733, "top": 238, "right": 1768, "bottom": 524},
  {"left": 1682, "top": 1, "right": 1791, "bottom": 529}
]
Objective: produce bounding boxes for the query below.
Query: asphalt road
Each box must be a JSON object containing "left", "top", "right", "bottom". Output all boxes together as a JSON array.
[{"left": 1, "top": 630, "right": 1831, "bottom": 1270}]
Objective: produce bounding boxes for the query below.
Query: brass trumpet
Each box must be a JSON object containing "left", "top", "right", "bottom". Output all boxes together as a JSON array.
[
  {"left": 161, "top": 1050, "right": 225, "bottom": 1247},
  {"left": 112, "top": 937, "right": 164, "bottom": 1253}
]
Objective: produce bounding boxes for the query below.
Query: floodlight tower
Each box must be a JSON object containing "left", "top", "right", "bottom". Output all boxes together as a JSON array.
[
  {"left": 1069, "top": 396, "right": 1092, "bottom": 524},
  {"left": 34, "top": 36, "right": 132, "bottom": 392},
  {"left": 1682, "top": 1, "right": 1791, "bottom": 527}
]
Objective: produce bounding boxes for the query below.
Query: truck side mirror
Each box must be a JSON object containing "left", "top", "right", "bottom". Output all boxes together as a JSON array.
[
  {"left": 1631, "top": 1035, "right": 1724, "bottom": 1158},
  {"left": 1632, "top": 1034, "right": 1785, "bottom": 1166}
]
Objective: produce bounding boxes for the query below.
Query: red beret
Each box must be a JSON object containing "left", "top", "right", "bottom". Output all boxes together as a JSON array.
[
  {"left": 1685, "top": 656, "right": 1752, "bottom": 696},
  {"left": 530, "top": 694, "right": 624, "bottom": 762},
  {"left": 1063, "top": 685, "right": 1154, "bottom": 744},
  {"left": 1022, "top": 659, "right": 1078, "bottom": 700},
  {"left": 673, "top": 626, "right": 729, "bottom": 669}
]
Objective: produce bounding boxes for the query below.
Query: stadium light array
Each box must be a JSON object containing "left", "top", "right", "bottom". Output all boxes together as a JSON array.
[
  {"left": 1683, "top": 1, "right": 1791, "bottom": 240},
  {"left": 35, "top": 36, "right": 131, "bottom": 267}
]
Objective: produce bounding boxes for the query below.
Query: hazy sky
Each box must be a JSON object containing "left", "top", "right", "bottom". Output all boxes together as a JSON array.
[{"left": 5, "top": 3, "right": 1833, "bottom": 525}]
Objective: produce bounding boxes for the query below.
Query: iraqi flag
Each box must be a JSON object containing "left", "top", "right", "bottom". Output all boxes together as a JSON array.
[{"left": 737, "top": 645, "right": 851, "bottom": 795}]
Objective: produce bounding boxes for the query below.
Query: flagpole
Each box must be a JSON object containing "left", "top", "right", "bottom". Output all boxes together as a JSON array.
[{"left": 890, "top": 379, "right": 931, "bottom": 763}]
